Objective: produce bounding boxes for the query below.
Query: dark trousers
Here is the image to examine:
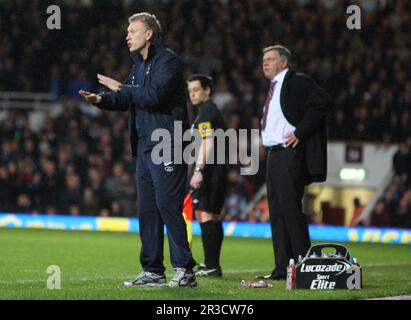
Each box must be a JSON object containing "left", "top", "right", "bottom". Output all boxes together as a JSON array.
[
  {"left": 136, "top": 144, "right": 196, "bottom": 273},
  {"left": 266, "top": 146, "right": 311, "bottom": 276}
]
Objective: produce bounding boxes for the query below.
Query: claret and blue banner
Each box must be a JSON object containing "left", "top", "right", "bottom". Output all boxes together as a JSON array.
[{"left": 0, "top": 213, "right": 410, "bottom": 245}]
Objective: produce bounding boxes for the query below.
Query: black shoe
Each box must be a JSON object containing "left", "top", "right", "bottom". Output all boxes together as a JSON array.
[
  {"left": 255, "top": 273, "right": 286, "bottom": 281},
  {"left": 195, "top": 264, "right": 222, "bottom": 277}
]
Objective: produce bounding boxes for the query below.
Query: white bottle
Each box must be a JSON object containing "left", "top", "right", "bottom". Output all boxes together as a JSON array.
[{"left": 286, "top": 259, "right": 296, "bottom": 290}]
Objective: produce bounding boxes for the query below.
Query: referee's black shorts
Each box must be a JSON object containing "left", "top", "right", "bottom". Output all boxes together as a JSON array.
[{"left": 192, "top": 164, "right": 227, "bottom": 215}]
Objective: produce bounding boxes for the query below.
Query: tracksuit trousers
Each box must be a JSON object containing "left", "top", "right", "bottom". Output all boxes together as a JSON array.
[{"left": 136, "top": 144, "right": 196, "bottom": 273}]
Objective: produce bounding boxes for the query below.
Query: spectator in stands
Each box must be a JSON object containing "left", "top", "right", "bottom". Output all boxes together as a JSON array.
[
  {"left": 15, "top": 157, "right": 40, "bottom": 198},
  {"left": 117, "top": 171, "right": 136, "bottom": 216},
  {"left": 69, "top": 205, "right": 81, "bottom": 216},
  {"left": 86, "top": 167, "right": 104, "bottom": 203},
  {"left": 247, "top": 196, "right": 270, "bottom": 223},
  {"left": 1, "top": 1, "right": 410, "bottom": 146},
  {"left": 212, "top": 76, "right": 234, "bottom": 112},
  {"left": 22, "top": 138, "right": 39, "bottom": 160},
  {"left": 350, "top": 198, "right": 365, "bottom": 227},
  {"left": 81, "top": 187, "right": 100, "bottom": 216},
  {"left": 59, "top": 173, "right": 82, "bottom": 214},
  {"left": 369, "top": 199, "right": 391, "bottom": 227},
  {"left": 104, "top": 162, "right": 125, "bottom": 201},
  {"left": 1, "top": 0, "right": 411, "bottom": 223},
  {"left": 46, "top": 206, "right": 57, "bottom": 215},
  {"left": 393, "top": 190, "right": 411, "bottom": 228},
  {"left": 105, "top": 162, "right": 136, "bottom": 216},
  {"left": 384, "top": 183, "right": 400, "bottom": 220},
  {"left": 15, "top": 194, "right": 34, "bottom": 214},
  {"left": 328, "top": 109, "right": 348, "bottom": 141},
  {"left": 0, "top": 164, "right": 13, "bottom": 211},
  {"left": 0, "top": 139, "right": 18, "bottom": 163},
  {"left": 100, "top": 208, "right": 110, "bottom": 217},
  {"left": 38, "top": 158, "right": 59, "bottom": 212},
  {"left": 223, "top": 168, "right": 248, "bottom": 221},
  {"left": 393, "top": 140, "right": 411, "bottom": 184},
  {"left": 110, "top": 201, "right": 123, "bottom": 217}
]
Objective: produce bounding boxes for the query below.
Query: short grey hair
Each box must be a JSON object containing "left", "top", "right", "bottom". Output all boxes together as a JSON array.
[
  {"left": 128, "top": 12, "right": 162, "bottom": 40},
  {"left": 263, "top": 45, "right": 292, "bottom": 64}
]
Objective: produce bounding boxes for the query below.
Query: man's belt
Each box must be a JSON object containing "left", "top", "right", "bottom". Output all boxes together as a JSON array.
[{"left": 265, "top": 144, "right": 287, "bottom": 152}]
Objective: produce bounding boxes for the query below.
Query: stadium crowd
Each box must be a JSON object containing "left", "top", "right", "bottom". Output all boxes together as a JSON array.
[
  {"left": 1, "top": 0, "right": 411, "bottom": 226},
  {"left": 0, "top": 102, "right": 264, "bottom": 218},
  {"left": 380, "top": 135, "right": 411, "bottom": 228},
  {"left": 352, "top": 134, "right": 411, "bottom": 229}
]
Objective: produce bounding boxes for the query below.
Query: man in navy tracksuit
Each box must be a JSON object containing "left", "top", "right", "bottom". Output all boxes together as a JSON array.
[{"left": 80, "top": 12, "right": 197, "bottom": 287}]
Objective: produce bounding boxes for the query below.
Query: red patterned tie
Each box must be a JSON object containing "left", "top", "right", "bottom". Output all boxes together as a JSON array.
[{"left": 262, "top": 81, "right": 277, "bottom": 130}]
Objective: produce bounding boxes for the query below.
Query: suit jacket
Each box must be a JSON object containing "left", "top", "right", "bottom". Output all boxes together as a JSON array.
[{"left": 279, "top": 69, "right": 331, "bottom": 184}]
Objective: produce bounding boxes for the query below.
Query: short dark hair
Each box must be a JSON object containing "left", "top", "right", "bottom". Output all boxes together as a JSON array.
[
  {"left": 128, "top": 12, "right": 162, "bottom": 40},
  {"left": 187, "top": 74, "right": 214, "bottom": 94},
  {"left": 263, "top": 45, "right": 292, "bottom": 64}
]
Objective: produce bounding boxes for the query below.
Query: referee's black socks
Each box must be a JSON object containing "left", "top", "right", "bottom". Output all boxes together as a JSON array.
[{"left": 200, "top": 220, "right": 224, "bottom": 269}]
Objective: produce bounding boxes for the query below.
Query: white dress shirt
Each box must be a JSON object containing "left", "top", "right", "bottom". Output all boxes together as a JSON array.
[{"left": 261, "top": 68, "right": 296, "bottom": 147}]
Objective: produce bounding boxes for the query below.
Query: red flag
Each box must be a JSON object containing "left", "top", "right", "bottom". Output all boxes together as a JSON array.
[{"left": 182, "top": 192, "right": 193, "bottom": 250}]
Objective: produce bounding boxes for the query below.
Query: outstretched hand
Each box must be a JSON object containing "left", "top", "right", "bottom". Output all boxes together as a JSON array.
[
  {"left": 79, "top": 90, "right": 102, "bottom": 104},
  {"left": 97, "top": 74, "right": 122, "bottom": 92}
]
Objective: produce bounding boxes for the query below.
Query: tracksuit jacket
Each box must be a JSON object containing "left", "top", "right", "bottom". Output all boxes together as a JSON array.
[{"left": 98, "top": 38, "right": 189, "bottom": 157}]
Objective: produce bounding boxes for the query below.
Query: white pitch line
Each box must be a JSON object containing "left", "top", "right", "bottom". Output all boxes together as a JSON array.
[
  {"left": 366, "top": 295, "right": 411, "bottom": 300},
  {"left": 361, "top": 262, "right": 411, "bottom": 267},
  {"left": 1, "top": 262, "right": 410, "bottom": 286},
  {"left": 0, "top": 269, "right": 269, "bottom": 285}
]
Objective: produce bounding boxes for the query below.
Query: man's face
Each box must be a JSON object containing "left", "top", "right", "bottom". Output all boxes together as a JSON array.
[
  {"left": 187, "top": 80, "right": 210, "bottom": 106},
  {"left": 126, "top": 20, "right": 152, "bottom": 53},
  {"left": 262, "top": 50, "right": 288, "bottom": 80}
]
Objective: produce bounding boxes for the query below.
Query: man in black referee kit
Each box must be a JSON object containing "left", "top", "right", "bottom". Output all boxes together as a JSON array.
[
  {"left": 187, "top": 74, "right": 227, "bottom": 277},
  {"left": 80, "top": 12, "right": 197, "bottom": 287}
]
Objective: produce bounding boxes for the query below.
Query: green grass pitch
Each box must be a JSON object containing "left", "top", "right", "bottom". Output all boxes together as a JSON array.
[{"left": 1, "top": 228, "right": 410, "bottom": 300}]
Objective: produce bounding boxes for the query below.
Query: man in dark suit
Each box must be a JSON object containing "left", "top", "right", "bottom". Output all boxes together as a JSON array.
[{"left": 256, "top": 45, "right": 331, "bottom": 280}]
